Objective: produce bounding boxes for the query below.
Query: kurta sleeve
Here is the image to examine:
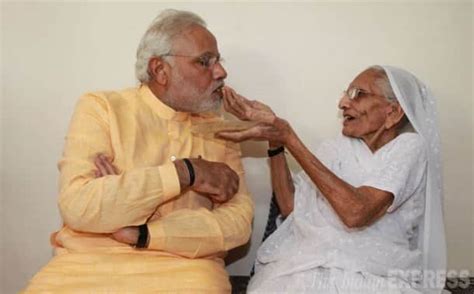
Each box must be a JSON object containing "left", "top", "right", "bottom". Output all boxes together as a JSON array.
[
  {"left": 58, "top": 94, "right": 181, "bottom": 233},
  {"left": 146, "top": 143, "right": 254, "bottom": 258}
]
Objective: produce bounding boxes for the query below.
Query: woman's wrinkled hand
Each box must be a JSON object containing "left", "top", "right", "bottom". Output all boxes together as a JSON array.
[
  {"left": 217, "top": 86, "right": 293, "bottom": 144},
  {"left": 222, "top": 86, "right": 276, "bottom": 124}
]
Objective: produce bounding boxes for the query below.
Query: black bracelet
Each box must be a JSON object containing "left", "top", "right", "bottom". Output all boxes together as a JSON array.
[
  {"left": 135, "top": 224, "right": 149, "bottom": 249},
  {"left": 267, "top": 146, "right": 285, "bottom": 157},
  {"left": 182, "top": 158, "right": 195, "bottom": 186}
]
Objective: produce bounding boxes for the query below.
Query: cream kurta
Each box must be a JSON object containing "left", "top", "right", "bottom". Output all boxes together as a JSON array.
[{"left": 24, "top": 85, "right": 254, "bottom": 293}]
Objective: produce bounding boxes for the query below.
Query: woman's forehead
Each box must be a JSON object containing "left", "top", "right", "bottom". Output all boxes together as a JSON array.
[{"left": 350, "top": 70, "right": 383, "bottom": 93}]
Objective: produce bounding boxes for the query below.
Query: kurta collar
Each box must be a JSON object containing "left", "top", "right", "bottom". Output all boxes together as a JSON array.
[{"left": 139, "top": 84, "right": 190, "bottom": 122}]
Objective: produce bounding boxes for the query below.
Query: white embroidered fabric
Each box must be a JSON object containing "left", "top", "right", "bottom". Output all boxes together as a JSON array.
[
  {"left": 248, "top": 66, "right": 446, "bottom": 294},
  {"left": 383, "top": 66, "right": 446, "bottom": 294},
  {"left": 248, "top": 134, "right": 426, "bottom": 293}
]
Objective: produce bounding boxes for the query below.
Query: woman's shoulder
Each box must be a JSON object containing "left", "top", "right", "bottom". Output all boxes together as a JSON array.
[
  {"left": 318, "top": 134, "right": 349, "bottom": 150},
  {"left": 380, "top": 132, "right": 427, "bottom": 164},
  {"left": 390, "top": 132, "right": 425, "bottom": 152}
]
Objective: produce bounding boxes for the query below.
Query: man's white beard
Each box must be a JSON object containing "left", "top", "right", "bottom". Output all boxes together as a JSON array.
[
  {"left": 171, "top": 71, "right": 221, "bottom": 113},
  {"left": 193, "top": 96, "right": 221, "bottom": 113}
]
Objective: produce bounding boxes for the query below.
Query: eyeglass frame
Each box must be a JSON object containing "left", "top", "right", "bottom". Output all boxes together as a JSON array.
[
  {"left": 342, "top": 86, "right": 391, "bottom": 101},
  {"left": 160, "top": 52, "right": 223, "bottom": 69}
]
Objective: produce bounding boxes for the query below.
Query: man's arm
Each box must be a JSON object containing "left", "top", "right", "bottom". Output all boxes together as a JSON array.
[
  {"left": 61, "top": 94, "right": 240, "bottom": 234},
  {"left": 59, "top": 94, "right": 185, "bottom": 233},
  {"left": 143, "top": 143, "right": 254, "bottom": 258},
  {"left": 112, "top": 145, "right": 254, "bottom": 258}
]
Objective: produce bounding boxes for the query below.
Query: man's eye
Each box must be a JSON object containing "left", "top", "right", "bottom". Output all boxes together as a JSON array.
[
  {"left": 198, "top": 57, "right": 210, "bottom": 67},
  {"left": 358, "top": 91, "right": 369, "bottom": 98}
]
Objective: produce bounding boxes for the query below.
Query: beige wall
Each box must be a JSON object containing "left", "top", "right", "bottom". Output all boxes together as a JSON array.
[
  {"left": 1, "top": 2, "right": 472, "bottom": 293},
  {"left": 1, "top": 3, "right": 4, "bottom": 288}
]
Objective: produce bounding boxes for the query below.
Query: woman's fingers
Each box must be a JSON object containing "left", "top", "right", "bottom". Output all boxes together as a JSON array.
[
  {"left": 223, "top": 89, "right": 241, "bottom": 116},
  {"left": 225, "top": 88, "right": 248, "bottom": 118},
  {"left": 216, "top": 124, "right": 278, "bottom": 142},
  {"left": 229, "top": 89, "right": 276, "bottom": 122},
  {"left": 216, "top": 129, "right": 254, "bottom": 142},
  {"left": 222, "top": 88, "right": 239, "bottom": 115},
  {"left": 223, "top": 86, "right": 277, "bottom": 125},
  {"left": 223, "top": 86, "right": 253, "bottom": 119},
  {"left": 229, "top": 89, "right": 252, "bottom": 115}
]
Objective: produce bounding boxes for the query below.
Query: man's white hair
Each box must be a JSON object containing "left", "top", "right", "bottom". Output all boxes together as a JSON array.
[{"left": 135, "top": 9, "right": 206, "bottom": 83}]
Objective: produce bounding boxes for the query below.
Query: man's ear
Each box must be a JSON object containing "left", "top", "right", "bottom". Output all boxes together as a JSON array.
[
  {"left": 384, "top": 102, "right": 405, "bottom": 129},
  {"left": 148, "top": 57, "right": 169, "bottom": 85}
]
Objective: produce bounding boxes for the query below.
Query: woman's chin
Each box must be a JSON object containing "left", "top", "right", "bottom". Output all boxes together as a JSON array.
[{"left": 341, "top": 128, "right": 360, "bottom": 139}]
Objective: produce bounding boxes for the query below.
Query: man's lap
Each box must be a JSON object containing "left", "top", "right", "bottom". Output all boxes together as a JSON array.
[{"left": 23, "top": 251, "right": 231, "bottom": 293}]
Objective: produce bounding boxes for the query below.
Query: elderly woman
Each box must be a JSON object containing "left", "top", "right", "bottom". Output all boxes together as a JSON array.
[{"left": 217, "top": 66, "right": 446, "bottom": 293}]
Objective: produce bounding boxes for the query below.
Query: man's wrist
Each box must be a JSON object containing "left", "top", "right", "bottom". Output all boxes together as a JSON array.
[
  {"left": 182, "top": 158, "right": 195, "bottom": 186},
  {"left": 173, "top": 160, "right": 191, "bottom": 190},
  {"left": 135, "top": 224, "right": 149, "bottom": 249}
]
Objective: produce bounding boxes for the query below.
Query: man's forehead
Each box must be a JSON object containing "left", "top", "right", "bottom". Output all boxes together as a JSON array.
[{"left": 171, "top": 25, "right": 219, "bottom": 55}]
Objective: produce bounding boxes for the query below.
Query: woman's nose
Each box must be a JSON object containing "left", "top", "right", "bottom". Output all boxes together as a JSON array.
[{"left": 338, "top": 93, "right": 351, "bottom": 109}]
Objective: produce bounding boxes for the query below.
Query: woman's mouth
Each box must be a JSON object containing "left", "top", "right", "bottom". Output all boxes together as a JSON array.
[{"left": 343, "top": 114, "right": 356, "bottom": 122}]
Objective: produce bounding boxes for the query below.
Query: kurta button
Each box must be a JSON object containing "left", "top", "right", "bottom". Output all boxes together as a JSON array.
[{"left": 170, "top": 155, "right": 177, "bottom": 161}]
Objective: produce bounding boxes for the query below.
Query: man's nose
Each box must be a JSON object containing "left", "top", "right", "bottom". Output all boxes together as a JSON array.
[
  {"left": 213, "top": 62, "right": 227, "bottom": 80},
  {"left": 338, "top": 94, "right": 351, "bottom": 110}
]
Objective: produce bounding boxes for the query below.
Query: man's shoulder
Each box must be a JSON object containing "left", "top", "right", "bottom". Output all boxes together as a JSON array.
[
  {"left": 81, "top": 87, "right": 139, "bottom": 103},
  {"left": 76, "top": 87, "right": 141, "bottom": 113}
]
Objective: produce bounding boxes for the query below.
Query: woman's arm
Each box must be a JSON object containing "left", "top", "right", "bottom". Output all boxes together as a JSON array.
[
  {"left": 218, "top": 88, "right": 394, "bottom": 228},
  {"left": 284, "top": 129, "right": 393, "bottom": 228},
  {"left": 268, "top": 142, "right": 295, "bottom": 217}
]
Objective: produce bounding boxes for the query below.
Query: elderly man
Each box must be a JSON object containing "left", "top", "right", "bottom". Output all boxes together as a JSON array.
[{"left": 23, "top": 10, "right": 253, "bottom": 293}]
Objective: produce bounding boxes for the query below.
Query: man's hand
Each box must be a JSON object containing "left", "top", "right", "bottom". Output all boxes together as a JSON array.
[
  {"left": 94, "top": 154, "right": 119, "bottom": 177},
  {"left": 93, "top": 155, "right": 140, "bottom": 245},
  {"left": 93, "top": 154, "right": 238, "bottom": 244},
  {"left": 174, "top": 158, "right": 239, "bottom": 203},
  {"left": 112, "top": 226, "right": 140, "bottom": 245},
  {"left": 94, "top": 152, "right": 239, "bottom": 204}
]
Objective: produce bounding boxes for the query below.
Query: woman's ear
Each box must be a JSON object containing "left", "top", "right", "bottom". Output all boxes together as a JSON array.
[
  {"left": 148, "top": 57, "right": 168, "bottom": 85},
  {"left": 385, "top": 102, "right": 405, "bottom": 129}
]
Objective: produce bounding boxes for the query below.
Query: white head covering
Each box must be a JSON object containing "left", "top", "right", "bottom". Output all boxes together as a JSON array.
[{"left": 382, "top": 65, "right": 446, "bottom": 293}]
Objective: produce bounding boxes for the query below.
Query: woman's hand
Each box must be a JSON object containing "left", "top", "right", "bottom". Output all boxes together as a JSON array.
[
  {"left": 216, "top": 120, "right": 292, "bottom": 144},
  {"left": 222, "top": 86, "right": 276, "bottom": 124},
  {"left": 217, "top": 87, "right": 293, "bottom": 144}
]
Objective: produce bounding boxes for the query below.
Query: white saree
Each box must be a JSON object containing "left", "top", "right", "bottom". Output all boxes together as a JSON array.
[
  {"left": 248, "top": 133, "right": 426, "bottom": 293},
  {"left": 248, "top": 66, "right": 446, "bottom": 294}
]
